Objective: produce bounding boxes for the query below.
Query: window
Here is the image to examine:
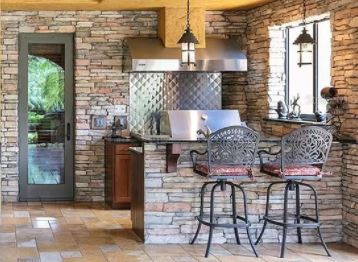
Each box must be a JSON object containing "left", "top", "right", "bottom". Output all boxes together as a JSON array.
[{"left": 286, "top": 19, "right": 331, "bottom": 116}]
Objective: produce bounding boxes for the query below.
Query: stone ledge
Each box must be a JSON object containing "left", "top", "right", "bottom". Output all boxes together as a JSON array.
[{"left": 264, "top": 117, "right": 326, "bottom": 126}]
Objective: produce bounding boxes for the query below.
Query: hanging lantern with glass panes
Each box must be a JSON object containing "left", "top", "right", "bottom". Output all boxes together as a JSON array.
[
  {"left": 177, "top": 0, "right": 199, "bottom": 67},
  {"left": 293, "top": 0, "right": 315, "bottom": 67},
  {"left": 293, "top": 27, "right": 315, "bottom": 67}
]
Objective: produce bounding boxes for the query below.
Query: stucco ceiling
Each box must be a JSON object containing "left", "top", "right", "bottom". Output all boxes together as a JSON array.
[{"left": 1, "top": 0, "right": 274, "bottom": 11}]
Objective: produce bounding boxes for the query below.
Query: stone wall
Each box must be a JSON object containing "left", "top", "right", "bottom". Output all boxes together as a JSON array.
[
  {"left": 245, "top": 0, "right": 358, "bottom": 138},
  {"left": 206, "top": 11, "right": 248, "bottom": 120},
  {"left": 244, "top": 0, "right": 358, "bottom": 249},
  {"left": 0, "top": 1, "right": 357, "bottom": 249},
  {"left": 143, "top": 141, "right": 343, "bottom": 244},
  {"left": 245, "top": 0, "right": 358, "bottom": 249},
  {"left": 0, "top": 11, "right": 158, "bottom": 202},
  {"left": 342, "top": 144, "right": 358, "bottom": 247},
  {"left": 0, "top": 10, "right": 248, "bottom": 201}
]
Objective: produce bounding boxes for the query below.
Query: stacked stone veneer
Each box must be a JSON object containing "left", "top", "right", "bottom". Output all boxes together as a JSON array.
[
  {"left": 206, "top": 11, "right": 248, "bottom": 120},
  {"left": 0, "top": 11, "right": 158, "bottom": 202},
  {"left": 244, "top": 0, "right": 358, "bottom": 248},
  {"left": 245, "top": 0, "right": 358, "bottom": 137},
  {"left": 0, "top": 1, "right": 357, "bottom": 248},
  {"left": 342, "top": 144, "right": 358, "bottom": 247},
  {"left": 0, "top": 10, "right": 247, "bottom": 202},
  {"left": 143, "top": 141, "right": 343, "bottom": 244}
]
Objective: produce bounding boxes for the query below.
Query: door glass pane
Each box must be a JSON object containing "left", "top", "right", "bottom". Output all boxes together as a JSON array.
[
  {"left": 288, "top": 24, "right": 314, "bottom": 114},
  {"left": 27, "top": 44, "right": 65, "bottom": 184}
]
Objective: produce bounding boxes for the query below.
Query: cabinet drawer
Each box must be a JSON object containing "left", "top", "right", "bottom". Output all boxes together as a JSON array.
[{"left": 115, "top": 144, "right": 135, "bottom": 154}]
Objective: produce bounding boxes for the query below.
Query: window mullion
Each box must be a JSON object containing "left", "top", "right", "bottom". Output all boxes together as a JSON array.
[
  {"left": 313, "top": 22, "right": 319, "bottom": 113},
  {"left": 285, "top": 27, "right": 290, "bottom": 107}
]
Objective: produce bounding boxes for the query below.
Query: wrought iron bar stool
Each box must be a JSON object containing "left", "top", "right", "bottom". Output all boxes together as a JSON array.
[
  {"left": 190, "top": 126, "right": 260, "bottom": 258},
  {"left": 255, "top": 126, "right": 333, "bottom": 258}
]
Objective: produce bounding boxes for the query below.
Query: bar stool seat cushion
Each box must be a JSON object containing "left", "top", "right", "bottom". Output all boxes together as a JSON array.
[
  {"left": 261, "top": 162, "right": 323, "bottom": 178},
  {"left": 194, "top": 162, "right": 252, "bottom": 178}
]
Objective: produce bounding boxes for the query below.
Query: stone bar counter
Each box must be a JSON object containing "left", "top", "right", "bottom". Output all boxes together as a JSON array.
[{"left": 129, "top": 134, "right": 343, "bottom": 244}]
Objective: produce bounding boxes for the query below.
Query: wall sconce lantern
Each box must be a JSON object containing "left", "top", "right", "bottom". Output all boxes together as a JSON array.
[
  {"left": 293, "top": 0, "right": 315, "bottom": 67},
  {"left": 177, "top": 0, "right": 199, "bottom": 67}
]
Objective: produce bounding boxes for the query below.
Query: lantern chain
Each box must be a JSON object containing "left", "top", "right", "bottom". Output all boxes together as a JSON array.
[
  {"left": 303, "top": 0, "right": 306, "bottom": 25},
  {"left": 186, "top": 0, "right": 190, "bottom": 29}
]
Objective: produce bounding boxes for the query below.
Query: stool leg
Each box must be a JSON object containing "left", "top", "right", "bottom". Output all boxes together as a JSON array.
[
  {"left": 191, "top": 182, "right": 216, "bottom": 245},
  {"left": 234, "top": 183, "right": 258, "bottom": 257},
  {"left": 205, "top": 182, "right": 220, "bottom": 258},
  {"left": 255, "top": 182, "right": 283, "bottom": 245},
  {"left": 246, "top": 228, "right": 258, "bottom": 258},
  {"left": 295, "top": 183, "right": 302, "bottom": 244},
  {"left": 309, "top": 182, "right": 332, "bottom": 257},
  {"left": 191, "top": 223, "right": 202, "bottom": 245},
  {"left": 317, "top": 227, "right": 331, "bottom": 257},
  {"left": 280, "top": 182, "right": 291, "bottom": 258},
  {"left": 231, "top": 184, "right": 241, "bottom": 245}
]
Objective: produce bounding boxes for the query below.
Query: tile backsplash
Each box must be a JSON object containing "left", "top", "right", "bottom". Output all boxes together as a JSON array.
[{"left": 129, "top": 72, "right": 222, "bottom": 133}]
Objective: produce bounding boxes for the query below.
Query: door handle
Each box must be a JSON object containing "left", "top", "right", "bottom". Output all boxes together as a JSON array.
[{"left": 66, "top": 123, "right": 71, "bottom": 141}]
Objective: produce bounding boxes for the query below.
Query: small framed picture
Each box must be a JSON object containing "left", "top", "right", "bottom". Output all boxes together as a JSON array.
[{"left": 91, "top": 115, "right": 107, "bottom": 129}]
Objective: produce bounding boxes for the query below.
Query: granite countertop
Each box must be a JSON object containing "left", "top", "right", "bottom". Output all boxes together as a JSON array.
[
  {"left": 103, "top": 134, "right": 206, "bottom": 144},
  {"left": 104, "top": 133, "right": 282, "bottom": 144},
  {"left": 130, "top": 133, "right": 207, "bottom": 143},
  {"left": 103, "top": 136, "right": 138, "bottom": 143},
  {"left": 264, "top": 117, "right": 327, "bottom": 125},
  {"left": 128, "top": 146, "right": 143, "bottom": 154},
  {"left": 130, "top": 132, "right": 281, "bottom": 144},
  {"left": 104, "top": 131, "right": 346, "bottom": 146}
]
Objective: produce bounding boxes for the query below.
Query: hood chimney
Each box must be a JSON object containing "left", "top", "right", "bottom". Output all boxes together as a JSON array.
[
  {"left": 158, "top": 7, "right": 206, "bottom": 48},
  {"left": 125, "top": 6, "right": 247, "bottom": 72}
]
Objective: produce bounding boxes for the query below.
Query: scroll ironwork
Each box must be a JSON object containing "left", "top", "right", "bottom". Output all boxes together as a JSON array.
[
  {"left": 208, "top": 126, "right": 260, "bottom": 168},
  {"left": 281, "top": 126, "right": 332, "bottom": 167}
]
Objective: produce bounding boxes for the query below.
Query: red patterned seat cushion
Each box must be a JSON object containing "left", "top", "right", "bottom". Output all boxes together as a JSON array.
[
  {"left": 261, "top": 162, "right": 323, "bottom": 178},
  {"left": 194, "top": 162, "right": 252, "bottom": 178}
]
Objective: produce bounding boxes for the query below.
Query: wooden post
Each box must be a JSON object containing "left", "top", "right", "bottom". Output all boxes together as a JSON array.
[{"left": 166, "top": 144, "right": 182, "bottom": 173}]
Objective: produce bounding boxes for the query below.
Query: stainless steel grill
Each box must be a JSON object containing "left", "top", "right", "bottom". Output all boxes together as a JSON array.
[{"left": 160, "top": 110, "right": 242, "bottom": 140}]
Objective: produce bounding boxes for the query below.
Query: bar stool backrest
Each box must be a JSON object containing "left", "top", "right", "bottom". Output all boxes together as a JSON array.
[
  {"left": 281, "top": 126, "right": 333, "bottom": 169},
  {"left": 207, "top": 126, "right": 260, "bottom": 170}
]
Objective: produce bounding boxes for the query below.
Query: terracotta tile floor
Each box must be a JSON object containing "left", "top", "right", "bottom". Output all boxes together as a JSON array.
[{"left": 0, "top": 202, "right": 357, "bottom": 262}]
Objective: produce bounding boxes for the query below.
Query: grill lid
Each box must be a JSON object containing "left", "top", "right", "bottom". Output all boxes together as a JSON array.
[{"left": 160, "top": 110, "right": 242, "bottom": 140}]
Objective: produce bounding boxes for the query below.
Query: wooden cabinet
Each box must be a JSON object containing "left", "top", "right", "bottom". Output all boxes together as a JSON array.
[
  {"left": 105, "top": 141, "right": 138, "bottom": 209},
  {"left": 130, "top": 148, "right": 144, "bottom": 241}
]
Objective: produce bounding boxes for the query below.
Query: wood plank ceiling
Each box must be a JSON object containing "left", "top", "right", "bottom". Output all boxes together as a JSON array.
[{"left": 1, "top": 0, "right": 273, "bottom": 11}]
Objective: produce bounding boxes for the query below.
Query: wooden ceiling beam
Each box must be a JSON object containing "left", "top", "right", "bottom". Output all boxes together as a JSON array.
[
  {"left": 1, "top": 0, "right": 274, "bottom": 11},
  {"left": 158, "top": 7, "right": 206, "bottom": 48}
]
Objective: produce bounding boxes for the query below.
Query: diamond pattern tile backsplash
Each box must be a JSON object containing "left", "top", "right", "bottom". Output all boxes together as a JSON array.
[{"left": 129, "top": 72, "right": 222, "bottom": 133}]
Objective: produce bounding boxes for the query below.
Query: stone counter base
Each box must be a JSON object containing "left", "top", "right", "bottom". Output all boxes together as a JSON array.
[{"left": 143, "top": 142, "right": 343, "bottom": 244}]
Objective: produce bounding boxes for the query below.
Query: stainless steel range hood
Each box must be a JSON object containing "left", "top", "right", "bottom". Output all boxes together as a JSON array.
[{"left": 126, "top": 38, "right": 247, "bottom": 72}]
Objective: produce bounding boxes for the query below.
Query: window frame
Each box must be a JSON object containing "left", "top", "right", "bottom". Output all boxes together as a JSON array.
[{"left": 284, "top": 18, "right": 330, "bottom": 118}]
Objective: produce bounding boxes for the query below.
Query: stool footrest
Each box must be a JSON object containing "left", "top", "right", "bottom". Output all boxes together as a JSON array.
[
  {"left": 196, "top": 215, "right": 250, "bottom": 229},
  {"left": 254, "top": 178, "right": 332, "bottom": 258},
  {"left": 191, "top": 178, "right": 258, "bottom": 258},
  {"left": 264, "top": 215, "right": 320, "bottom": 228}
]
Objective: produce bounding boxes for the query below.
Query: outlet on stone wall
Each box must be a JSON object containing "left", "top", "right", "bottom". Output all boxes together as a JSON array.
[
  {"left": 115, "top": 115, "right": 128, "bottom": 129},
  {"left": 114, "top": 105, "right": 127, "bottom": 114}
]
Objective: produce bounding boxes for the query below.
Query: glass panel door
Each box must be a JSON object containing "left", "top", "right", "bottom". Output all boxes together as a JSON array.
[
  {"left": 19, "top": 33, "right": 74, "bottom": 200},
  {"left": 28, "top": 44, "right": 65, "bottom": 185}
]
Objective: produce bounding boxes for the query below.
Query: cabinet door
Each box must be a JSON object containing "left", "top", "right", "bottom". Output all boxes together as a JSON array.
[
  {"left": 105, "top": 142, "right": 114, "bottom": 205},
  {"left": 114, "top": 154, "right": 132, "bottom": 203}
]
